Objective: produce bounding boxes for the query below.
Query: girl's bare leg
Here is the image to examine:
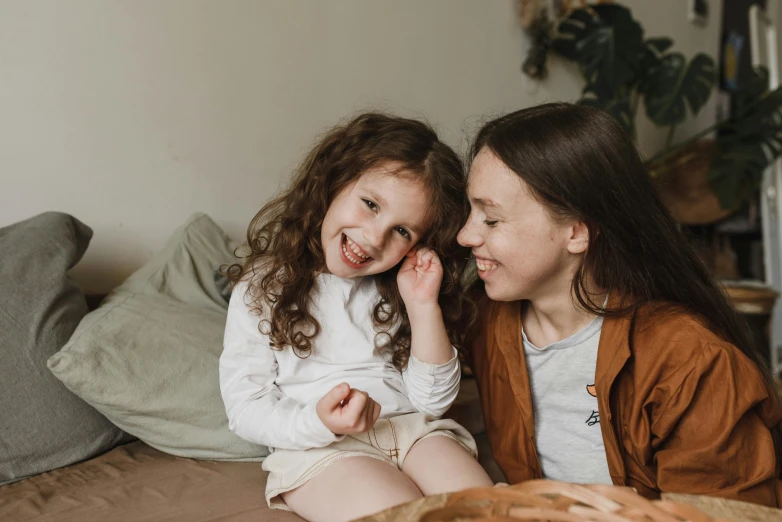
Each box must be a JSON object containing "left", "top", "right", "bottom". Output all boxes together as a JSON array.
[
  {"left": 401, "top": 436, "right": 494, "bottom": 495},
  {"left": 281, "top": 456, "right": 423, "bottom": 522}
]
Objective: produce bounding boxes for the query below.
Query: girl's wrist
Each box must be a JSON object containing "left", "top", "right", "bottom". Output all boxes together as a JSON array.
[{"left": 406, "top": 302, "right": 443, "bottom": 326}]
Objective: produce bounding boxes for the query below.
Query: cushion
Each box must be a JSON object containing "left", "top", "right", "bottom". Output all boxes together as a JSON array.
[
  {"left": 48, "top": 213, "right": 269, "bottom": 461},
  {"left": 0, "top": 212, "right": 127, "bottom": 485}
]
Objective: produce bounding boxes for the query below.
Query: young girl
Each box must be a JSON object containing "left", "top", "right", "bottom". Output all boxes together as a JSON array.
[
  {"left": 220, "top": 113, "right": 493, "bottom": 521},
  {"left": 459, "top": 103, "right": 782, "bottom": 506}
]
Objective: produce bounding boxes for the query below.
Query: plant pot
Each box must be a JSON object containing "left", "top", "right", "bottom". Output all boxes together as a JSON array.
[{"left": 653, "top": 140, "right": 738, "bottom": 225}]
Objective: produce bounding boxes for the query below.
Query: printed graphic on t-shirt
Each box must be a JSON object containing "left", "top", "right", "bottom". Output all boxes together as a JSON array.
[{"left": 585, "top": 384, "right": 599, "bottom": 426}]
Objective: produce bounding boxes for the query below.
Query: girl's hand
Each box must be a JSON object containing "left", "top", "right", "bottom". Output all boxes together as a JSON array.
[
  {"left": 316, "top": 383, "right": 381, "bottom": 435},
  {"left": 397, "top": 247, "right": 443, "bottom": 309}
]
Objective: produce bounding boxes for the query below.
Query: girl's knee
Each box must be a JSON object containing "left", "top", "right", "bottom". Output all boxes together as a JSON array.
[{"left": 407, "top": 434, "right": 473, "bottom": 461}]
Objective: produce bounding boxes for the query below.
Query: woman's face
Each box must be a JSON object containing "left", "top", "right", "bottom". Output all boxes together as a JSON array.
[{"left": 457, "top": 148, "right": 586, "bottom": 303}]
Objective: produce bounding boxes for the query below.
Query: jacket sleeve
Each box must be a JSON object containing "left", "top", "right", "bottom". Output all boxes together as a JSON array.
[
  {"left": 219, "top": 283, "right": 342, "bottom": 450},
  {"left": 651, "top": 342, "right": 782, "bottom": 506}
]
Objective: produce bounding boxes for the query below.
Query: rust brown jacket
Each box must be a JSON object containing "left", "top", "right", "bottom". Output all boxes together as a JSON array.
[{"left": 469, "top": 298, "right": 782, "bottom": 507}]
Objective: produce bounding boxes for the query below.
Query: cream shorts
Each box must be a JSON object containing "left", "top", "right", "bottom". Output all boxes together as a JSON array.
[{"left": 262, "top": 412, "right": 478, "bottom": 510}]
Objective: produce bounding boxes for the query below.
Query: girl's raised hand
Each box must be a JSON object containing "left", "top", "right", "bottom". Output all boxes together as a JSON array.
[{"left": 397, "top": 247, "right": 443, "bottom": 309}]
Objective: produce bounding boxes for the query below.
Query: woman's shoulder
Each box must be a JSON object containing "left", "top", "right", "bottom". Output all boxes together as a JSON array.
[
  {"left": 632, "top": 302, "right": 725, "bottom": 345},
  {"left": 618, "top": 302, "right": 780, "bottom": 434},
  {"left": 621, "top": 302, "right": 763, "bottom": 382}
]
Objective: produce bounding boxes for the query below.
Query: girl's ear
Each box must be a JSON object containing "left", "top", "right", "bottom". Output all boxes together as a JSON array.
[{"left": 566, "top": 221, "right": 589, "bottom": 255}]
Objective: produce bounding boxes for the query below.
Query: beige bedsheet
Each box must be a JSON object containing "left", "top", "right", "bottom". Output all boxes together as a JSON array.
[{"left": 0, "top": 441, "right": 302, "bottom": 522}]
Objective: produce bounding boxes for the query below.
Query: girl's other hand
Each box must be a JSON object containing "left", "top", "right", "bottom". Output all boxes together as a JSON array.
[
  {"left": 397, "top": 247, "right": 443, "bottom": 309},
  {"left": 315, "top": 383, "right": 381, "bottom": 435}
]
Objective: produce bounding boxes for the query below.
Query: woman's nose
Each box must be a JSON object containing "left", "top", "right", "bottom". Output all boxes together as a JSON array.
[{"left": 457, "top": 219, "right": 480, "bottom": 248}]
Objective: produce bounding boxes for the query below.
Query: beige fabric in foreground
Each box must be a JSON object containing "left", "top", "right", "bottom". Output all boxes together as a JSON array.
[
  {"left": 0, "top": 441, "right": 302, "bottom": 522},
  {"left": 356, "top": 481, "right": 782, "bottom": 522}
]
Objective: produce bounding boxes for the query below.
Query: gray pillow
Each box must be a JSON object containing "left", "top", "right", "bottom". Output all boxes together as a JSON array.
[
  {"left": 0, "top": 212, "right": 127, "bottom": 485},
  {"left": 48, "top": 213, "right": 269, "bottom": 461}
]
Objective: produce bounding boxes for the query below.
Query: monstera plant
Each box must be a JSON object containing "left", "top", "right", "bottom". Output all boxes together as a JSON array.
[{"left": 552, "top": 3, "right": 782, "bottom": 211}]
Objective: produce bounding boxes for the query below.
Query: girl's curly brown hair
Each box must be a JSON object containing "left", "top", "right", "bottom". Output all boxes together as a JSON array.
[{"left": 225, "top": 112, "right": 474, "bottom": 370}]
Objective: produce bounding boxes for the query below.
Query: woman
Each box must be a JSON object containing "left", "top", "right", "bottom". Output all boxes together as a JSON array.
[{"left": 458, "top": 103, "right": 782, "bottom": 506}]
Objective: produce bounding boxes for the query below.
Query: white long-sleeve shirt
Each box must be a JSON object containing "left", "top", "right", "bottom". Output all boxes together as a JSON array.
[{"left": 219, "top": 273, "right": 461, "bottom": 451}]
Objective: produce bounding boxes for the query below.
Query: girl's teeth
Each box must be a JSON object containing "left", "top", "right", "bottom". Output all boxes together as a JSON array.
[
  {"left": 345, "top": 237, "right": 369, "bottom": 259},
  {"left": 343, "top": 238, "right": 368, "bottom": 264},
  {"left": 343, "top": 244, "right": 357, "bottom": 263}
]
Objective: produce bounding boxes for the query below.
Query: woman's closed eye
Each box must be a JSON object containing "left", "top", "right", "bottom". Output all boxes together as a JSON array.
[{"left": 484, "top": 219, "right": 498, "bottom": 226}]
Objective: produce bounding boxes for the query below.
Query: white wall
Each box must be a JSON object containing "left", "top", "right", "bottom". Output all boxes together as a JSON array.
[{"left": 0, "top": 0, "right": 722, "bottom": 292}]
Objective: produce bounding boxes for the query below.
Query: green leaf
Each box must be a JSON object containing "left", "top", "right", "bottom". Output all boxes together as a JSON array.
[
  {"left": 709, "top": 85, "right": 782, "bottom": 208},
  {"left": 590, "top": 3, "right": 637, "bottom": 23},
  {"left": 637, "top": 39, "right": 669, "bottom": 86},
  {"left": 643, "top": 53, "right": 717, "bottom": 126},
  {"left": 735, "top": 66, "right": 770, "bottom": 113},
  {"left": 575, "top": 5, "right": 644, "bottom": 100},
  {"left": 579, "top": 95, "right": 634, "bottom": 134},
  {"left": 709, "top": 147, "right": 768, "bottom": 209},
  {"left": 709, "top": 161, "right": 747, "bottom": 210},
  {"left": 553, "top": 4, "right": 643, "bottom": 100},
  {"left": 553, "top": 8, "right": 600, "bottom": 61},
  {"left": 646, "top": 37, "right": 673, "bottom": 56}
]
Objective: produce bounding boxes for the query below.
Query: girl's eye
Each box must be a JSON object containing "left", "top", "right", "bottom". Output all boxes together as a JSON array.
[
  {"left": 484, "top": 220, "right": 498, "bottom": 227},
  {"left": 395, "top": 226, "right": 411, "bottom": 240},
  {"left": 363, "top": 199, "right": 378, "bottom": 212}
]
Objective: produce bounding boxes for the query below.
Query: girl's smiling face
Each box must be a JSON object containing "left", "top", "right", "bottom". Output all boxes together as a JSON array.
[{"left": 320, "top": 162, "right": 432, "bottom": 278}]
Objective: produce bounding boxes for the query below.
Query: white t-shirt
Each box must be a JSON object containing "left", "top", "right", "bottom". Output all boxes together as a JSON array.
[
  {"left": 522, "top": 315, "right": 612, "bottom": 484},
  {"left": 219, "top": 273, "right": 460, "bottom": 451}
]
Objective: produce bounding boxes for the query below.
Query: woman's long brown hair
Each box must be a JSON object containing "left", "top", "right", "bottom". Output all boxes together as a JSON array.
[{"left": 226, "top": 112, "right": 473, "bottom": 370}]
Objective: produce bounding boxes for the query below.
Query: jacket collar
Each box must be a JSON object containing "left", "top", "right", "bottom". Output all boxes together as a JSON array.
[
  {"left": 492, "top": 300, "right": 536, "bottom": 438},
  {"left": 595, "top": 295, "right": 633, "bottom": 484}
]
